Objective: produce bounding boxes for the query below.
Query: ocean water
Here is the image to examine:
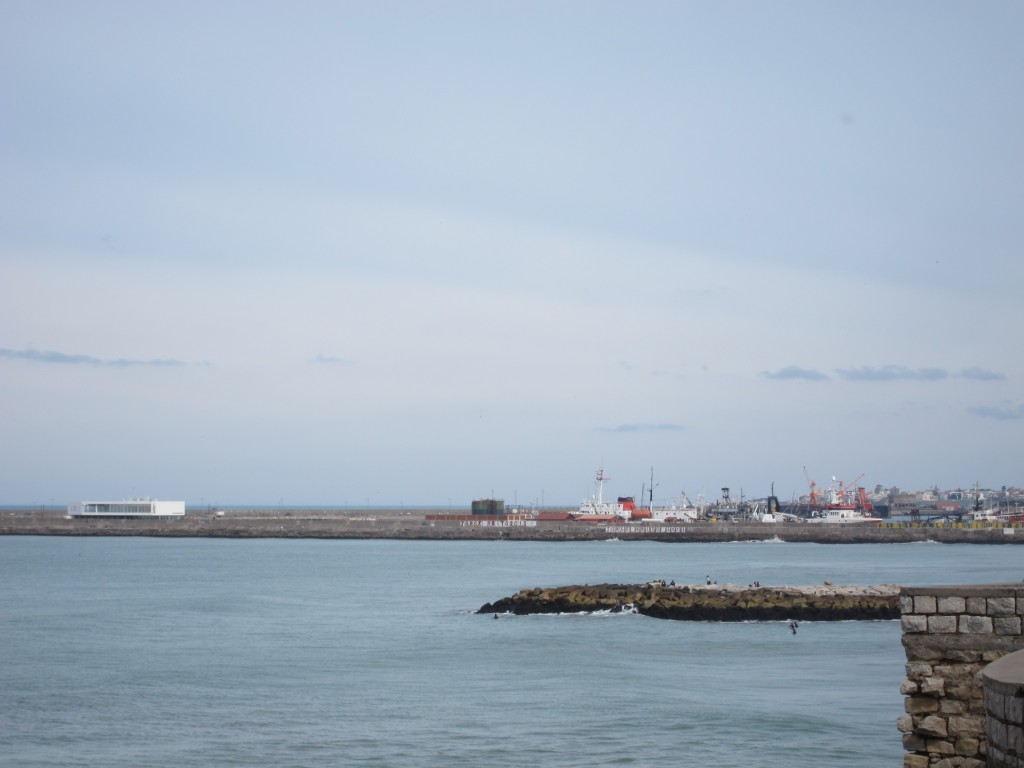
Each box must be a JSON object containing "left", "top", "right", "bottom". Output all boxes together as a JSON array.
[{"left": 1, "top": 537, "right": 1021, "bottom": 768}]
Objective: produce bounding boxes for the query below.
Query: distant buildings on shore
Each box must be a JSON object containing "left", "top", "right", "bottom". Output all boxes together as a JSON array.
[
  {"left": 67, "top": 499, "right": 185, "bottom": 518},
  {"left": 813, "top": 484, "right": 1023, "bottom": 516}
]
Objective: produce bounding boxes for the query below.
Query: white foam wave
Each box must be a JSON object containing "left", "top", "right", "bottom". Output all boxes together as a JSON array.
[{"left": 727, "top": 536, "right": 786, "bottom": 543}]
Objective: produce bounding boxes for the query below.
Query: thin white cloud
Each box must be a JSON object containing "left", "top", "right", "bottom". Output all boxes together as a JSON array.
[
  {"left": 957, "top": 367, "right": 1005, "bottom": 381},
  {"left": 761, "top": 366, "right": 829, "bottom": 381},
  {"left": 0, "top": 347, "right": 186, "bottom": 367},
  {"left": 836, "top": 365, "right": 947, "bottom": 382},
  {"left": 312, "top": 354, "right": 354, "bottom": 366},
  {"left": 599, "top": 423, "right": 686, "bottom": 433},
  {"left": 967, "top": 404, "right": 1024, "bottom": 421}
]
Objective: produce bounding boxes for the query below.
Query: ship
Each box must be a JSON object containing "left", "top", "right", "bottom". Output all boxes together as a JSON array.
[
  {"left": 575, "top": 469, "right": 630, "bottom": 521},
  {"left": 645, "top": 494, "right": 704, "bottom": 523},
  {"left": 625, "top": 468, "right": 704, "bottom": 523},
  {"left": 806, "top": 476, "right": 882, "bottom": 524}
]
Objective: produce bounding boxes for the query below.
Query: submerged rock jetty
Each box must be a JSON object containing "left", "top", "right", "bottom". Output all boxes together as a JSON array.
[{"left": 478, "top": 582, "right": 900, "bottom": 621}]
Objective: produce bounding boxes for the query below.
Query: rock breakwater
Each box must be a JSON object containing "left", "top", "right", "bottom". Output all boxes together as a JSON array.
[
  {"left": 478, "top": 582, "right": 900, "bottom": 621},
  {"left": 2, "top": 513, "right": 1021, "bottom": 543}
]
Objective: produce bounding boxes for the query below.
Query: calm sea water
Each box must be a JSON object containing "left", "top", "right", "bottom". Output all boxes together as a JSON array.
[{"left": 1, "top": 537, "right": 1020, "bottom": 767}]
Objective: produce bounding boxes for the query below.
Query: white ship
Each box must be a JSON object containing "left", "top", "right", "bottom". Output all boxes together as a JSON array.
[
  {"left": 577, "top": 469, "right": 630, "bottom": 519},
  {"left": 643, "top": 492, "right": 704, "bottom": 523},
  {"left": 806, "top": 478, "right": 881, "bottom": 524},
  {"left": 807, "top": 507, "right": 883, "bottom": 524}
]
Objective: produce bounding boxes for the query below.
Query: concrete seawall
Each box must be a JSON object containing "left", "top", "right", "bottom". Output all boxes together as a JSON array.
[{"left": 2, "top": 513, "right": 1022, "bottom": 543}]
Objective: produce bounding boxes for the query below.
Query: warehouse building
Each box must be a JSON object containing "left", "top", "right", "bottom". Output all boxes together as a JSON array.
[{"left": 68, "top": 499, "right": 186, "bottom": 518}]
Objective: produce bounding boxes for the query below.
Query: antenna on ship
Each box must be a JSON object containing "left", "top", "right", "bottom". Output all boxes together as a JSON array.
[{"left": 595, "top": 468, "right": 607, "bottom": 505}]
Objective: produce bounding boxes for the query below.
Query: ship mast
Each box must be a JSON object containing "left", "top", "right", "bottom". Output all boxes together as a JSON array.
[{"left": 594, "top": 468, "right": 606, "bottom": 505}]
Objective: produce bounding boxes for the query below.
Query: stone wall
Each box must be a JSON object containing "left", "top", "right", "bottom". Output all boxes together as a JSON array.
[
  {"left": 984, "top": 650, "right": 1024, "bottom": 768},
  {"left": 899, "top": 584, "right": 1024, "bottom": 768},
  {"left": 2, "top": 513, "right": 1023, "bottom": 542}
]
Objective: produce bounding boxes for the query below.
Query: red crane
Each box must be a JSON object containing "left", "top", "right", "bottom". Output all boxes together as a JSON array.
[
  {"left": 803, "top": 466, "right": 819, "bottom": 506},
  {"left": 837, "top": 474, "right": 865, "bottom": 505},
  {"left": 857, "top": 486, "right": 874, "bottom": 512}
]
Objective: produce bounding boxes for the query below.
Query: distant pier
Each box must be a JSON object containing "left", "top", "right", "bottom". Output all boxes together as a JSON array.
[{"left": 1, "top": 508, "right": 1021, "bottom": 543}]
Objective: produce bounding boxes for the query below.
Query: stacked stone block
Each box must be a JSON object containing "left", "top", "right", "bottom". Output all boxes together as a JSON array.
[
  {"left": 983, "top": 649, "right": 1024, "bottom": 768},
  {"left": 899, "top": 585, "right": 1024, "bottom": 768}
]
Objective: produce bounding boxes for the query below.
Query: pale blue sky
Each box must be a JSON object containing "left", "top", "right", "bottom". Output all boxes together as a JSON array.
[{"left": 2, "top": 1, "right": 1021, "bottom": 505}]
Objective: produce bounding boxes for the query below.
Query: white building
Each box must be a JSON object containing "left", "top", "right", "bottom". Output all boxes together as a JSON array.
[{"left": 67, "top": 499, "right": 186, "bottom": 518}]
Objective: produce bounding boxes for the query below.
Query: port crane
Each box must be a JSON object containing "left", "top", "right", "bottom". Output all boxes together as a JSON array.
[
  {"left": 857, "top": 486, "right": 874, "bottom": 513},
  {"left": 829, "top": 473, "right": 862, "bottom": 505},
  {"left": 803, "top": 466, "right": 819, "bottom": 505}
]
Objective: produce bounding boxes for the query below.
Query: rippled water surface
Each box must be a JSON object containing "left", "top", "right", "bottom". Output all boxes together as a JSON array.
[{"left": 2, "top": 537, "right": 1020, "bottom": 767}]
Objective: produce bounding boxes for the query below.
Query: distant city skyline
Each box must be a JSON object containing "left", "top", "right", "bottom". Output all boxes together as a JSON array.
[
  {"left": 5, "top": 476, "right": 1020, "bottom": 511},
  {"left": 2, "top": 2, "right": 1022, "bottom": 505}
]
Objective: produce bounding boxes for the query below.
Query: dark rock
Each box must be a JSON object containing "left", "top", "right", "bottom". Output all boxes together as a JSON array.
[{"left": 477, "top": 582, "right": 900, "bottom": 621}]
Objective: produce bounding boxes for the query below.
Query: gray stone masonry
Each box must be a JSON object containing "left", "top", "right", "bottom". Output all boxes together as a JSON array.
[
  {"left": 983, "top": 649, "right": 1024, "bottom": 768},
  {"left": 900, "top": 584, "right": 1024, "bottom": 768}
]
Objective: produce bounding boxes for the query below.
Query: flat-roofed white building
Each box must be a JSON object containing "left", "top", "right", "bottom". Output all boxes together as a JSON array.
[{"left": 68, "top": 499, "right": 186, "bottom": 518}]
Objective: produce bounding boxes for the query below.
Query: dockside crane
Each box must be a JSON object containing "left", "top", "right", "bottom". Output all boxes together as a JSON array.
[
  {"left": 857, "top": 486, "right": 874, "bottom": 513},
  {"left": 803, "top": 466, "right": 819, "bottom": 505},
  {"left": 837, "top": 473, "right": 865, "bottom": 505}
]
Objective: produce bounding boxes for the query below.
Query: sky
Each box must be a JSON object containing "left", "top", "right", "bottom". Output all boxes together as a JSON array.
[{"left": 1, "top": 1, "right": 1022, "bottom": 507}]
